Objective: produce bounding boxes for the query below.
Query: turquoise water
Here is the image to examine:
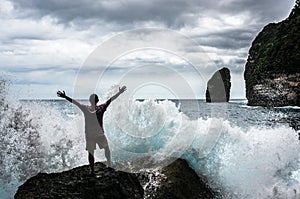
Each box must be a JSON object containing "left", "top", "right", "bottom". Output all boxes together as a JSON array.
[{"left": 1, "top": 95, "right": 300, "bottom": 198}]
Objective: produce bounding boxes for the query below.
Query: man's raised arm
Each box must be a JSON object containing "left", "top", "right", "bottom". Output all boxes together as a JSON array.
[
  {"left": 109, "top": 86, "right": 127, "bottom": 102},
  {"left": 57, "top": 90, "right": 82, "bottom": 108}
]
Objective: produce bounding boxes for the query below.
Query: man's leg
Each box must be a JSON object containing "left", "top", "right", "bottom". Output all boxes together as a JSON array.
[
  {"left": 104, "top": 146, "right": 111, "bottom": 167},
  {"left": 98, "top": 134, "right": 112, "bottom": 167},
  {"left": 88, "top": 151, "right": 95, "bottom": 173},
  {"left": 86, "top": 137, "right": 96, "bottom": 175}
]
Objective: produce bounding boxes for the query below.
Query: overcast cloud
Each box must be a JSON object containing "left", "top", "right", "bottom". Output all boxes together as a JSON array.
[
  {"left": 0, "top": 0, "right": 296, "bottom": 99},
  {"left": 11, "top": 0, "right": 294, "bottom": 26}
]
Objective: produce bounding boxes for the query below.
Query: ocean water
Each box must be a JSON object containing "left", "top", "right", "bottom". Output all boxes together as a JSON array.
[{"left": 1, "top": 89, "right": 300, "bottom": 198}]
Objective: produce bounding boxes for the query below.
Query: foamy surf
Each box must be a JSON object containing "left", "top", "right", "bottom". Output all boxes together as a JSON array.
[{"left": 0, "top": 86, "right": 299, "bottom": 198}]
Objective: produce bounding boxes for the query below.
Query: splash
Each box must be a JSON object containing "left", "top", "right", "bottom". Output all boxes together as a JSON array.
[
  {"left": 186, "top": 122, "right": 300, "bottom": 198},
  {"left": 104, "top": 87, "right": 300, "bottom": 198},
  {"left": 1, "top": 83, "right": 300, "bottom": 198},
  {"left": 0, "top": 81, "right": 87, "bottom": 198}
]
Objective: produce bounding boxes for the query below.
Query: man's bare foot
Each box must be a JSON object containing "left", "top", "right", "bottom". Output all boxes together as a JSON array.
[
  {"left": 87, "top": 171, "right": 96, "bottom": 177},
  {"left": 106, "top": 161, "right": 112, "bottom": 167}
]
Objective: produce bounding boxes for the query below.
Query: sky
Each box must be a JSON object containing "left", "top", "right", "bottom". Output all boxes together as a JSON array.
[{"left": 0, "top": 0, "right": 296, "bottom": 99}]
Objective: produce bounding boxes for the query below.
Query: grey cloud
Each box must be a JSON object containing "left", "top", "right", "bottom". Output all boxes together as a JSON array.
[
  {"left": 212, "top": 58, "right": 246, "bottom": 73},
  {"left": 77, "top": 66, "right": 127, "bottom": 75},
  {"left": 232, "top": 58, "right": 247, "bottom": 65},
  {"left": 10, "top": 0, "right": 295, "bottom": 27},
  {"left": 4, "top": 0, "right": 296, "bottom": 90},
  {"left": 219, "top": 0, "right": 295, "bottom": 22},
  {"left": 14, "top": 79, "right": 51, "bottom": 85},
  {"left": 4, "top": 66, "right": 77, "bottom": 73},
  {"left": 10, "top": 0, "right": 193, "bottom": 27},
  {"left": 193, "top": 28, "right": 258, "bottom": 50},
  {"left": 8, "top": 35, "right": 50, "bottom": 41},
  {"left": 199, "top": 36, "right": 250, "bottom": 50}
]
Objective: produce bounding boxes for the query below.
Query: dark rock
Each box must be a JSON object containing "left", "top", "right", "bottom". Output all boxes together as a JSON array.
[
  {"left": 206, "top": 67, "right": 231, "bottom": 102},
  {"left": 125, "top": 158, "right": 217, "bottom": 199},
  {"left": 15, "top": 158, "right": 217, "bottom": 199},
  {"left": 139, "top": 159, "right": 216, "bottom": 199},
  {"left": 244, "top": 1, "right": 300, "bottom": 107},
  {"left": 15, "top": 162, "right": 144, "bottom": 199}
]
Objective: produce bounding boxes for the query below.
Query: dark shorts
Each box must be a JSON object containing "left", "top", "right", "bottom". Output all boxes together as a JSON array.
[{"left": 86, "top": 133, "right": 108, "bottom": 153}]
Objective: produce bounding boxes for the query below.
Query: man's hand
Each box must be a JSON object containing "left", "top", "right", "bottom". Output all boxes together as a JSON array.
[
  {"left": 57, "top": 90, "right": 66, "bottom": 98},
  {"left": 119, "top": 86, "right": 127, "bottom": 94},
  {"left": 110, "top": 86, "right": 127, "bottom": 102}
]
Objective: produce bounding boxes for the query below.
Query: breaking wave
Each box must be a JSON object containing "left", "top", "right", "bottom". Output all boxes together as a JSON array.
[{"left": 1, "top": 83, "right": 300, "bottom": 198}]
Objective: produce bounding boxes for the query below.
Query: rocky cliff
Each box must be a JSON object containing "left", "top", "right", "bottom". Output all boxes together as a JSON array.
[
  {"left": 244, "top": 0, "right": 300, "bottom": 106},
  {"left": 15, "top": 159, "right": 217, "bottom": 199},
  {"left": 206, "top": 67, "right": 231, "bottom": 102}
]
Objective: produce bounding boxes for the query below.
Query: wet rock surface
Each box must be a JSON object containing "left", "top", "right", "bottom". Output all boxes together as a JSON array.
[
  {"left": 15, "top": 163, "right": 143, "bottom": 199},
  {"left": 15, "top": 158, "right": 217, "bottom": 199},
  {"left": 137, "top": 159, "right": 216, "bottom": 199}
]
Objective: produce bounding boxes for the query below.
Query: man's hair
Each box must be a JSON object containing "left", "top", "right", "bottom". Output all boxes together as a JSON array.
[{"left": 89, "top": 93, "right": 99, "bottom": 105}]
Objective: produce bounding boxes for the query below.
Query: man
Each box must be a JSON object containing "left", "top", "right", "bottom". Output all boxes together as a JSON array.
[{"left": 57, "top": 86, "right": 126, "bottom": 176}]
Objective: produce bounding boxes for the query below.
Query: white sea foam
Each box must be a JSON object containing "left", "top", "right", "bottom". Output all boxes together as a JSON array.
[
  {"left": 275, "top": 106, "right": 300, "bottom": 110},
  {"left": 195, "top": 123, "right": 300, "bottom": 198},
  {"left": 105, "top": 95, "right": 300, "bottom": 198},
  {"left": 0, "top": 98, "right": 88, "bottom": 198},
  {"left": 1, "top": 87, "right": 299, "bottom": 198}
]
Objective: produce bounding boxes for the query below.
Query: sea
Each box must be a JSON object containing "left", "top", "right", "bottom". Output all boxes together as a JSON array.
[{"left": 1, "top": 92, "right": 300, "bottom": 198}]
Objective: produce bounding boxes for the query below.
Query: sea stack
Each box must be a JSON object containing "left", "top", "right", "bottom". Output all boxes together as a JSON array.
[
  {"left": 206, "top": 67, "right": 231, "bottom": 102},
  {"left": 244, "top": 0, "right": 300, "bottom": 106}
]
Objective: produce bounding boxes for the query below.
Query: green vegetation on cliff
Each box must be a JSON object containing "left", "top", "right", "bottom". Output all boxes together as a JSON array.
[
  {"left": 246, "top": 0, "right": 300, "bottom": 79},
  {"left": 244, "top": 0, "right": 300, "bottom": 106}
]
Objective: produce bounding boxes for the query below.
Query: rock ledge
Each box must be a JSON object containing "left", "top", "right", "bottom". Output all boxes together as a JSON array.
[{"left": 15, "top": 159, "right": 217, "bottom": 199}]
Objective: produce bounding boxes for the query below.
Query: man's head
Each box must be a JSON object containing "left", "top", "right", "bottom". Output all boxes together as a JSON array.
[{"left": 89, "top": 93, "right": 99, "bottom": 106}]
